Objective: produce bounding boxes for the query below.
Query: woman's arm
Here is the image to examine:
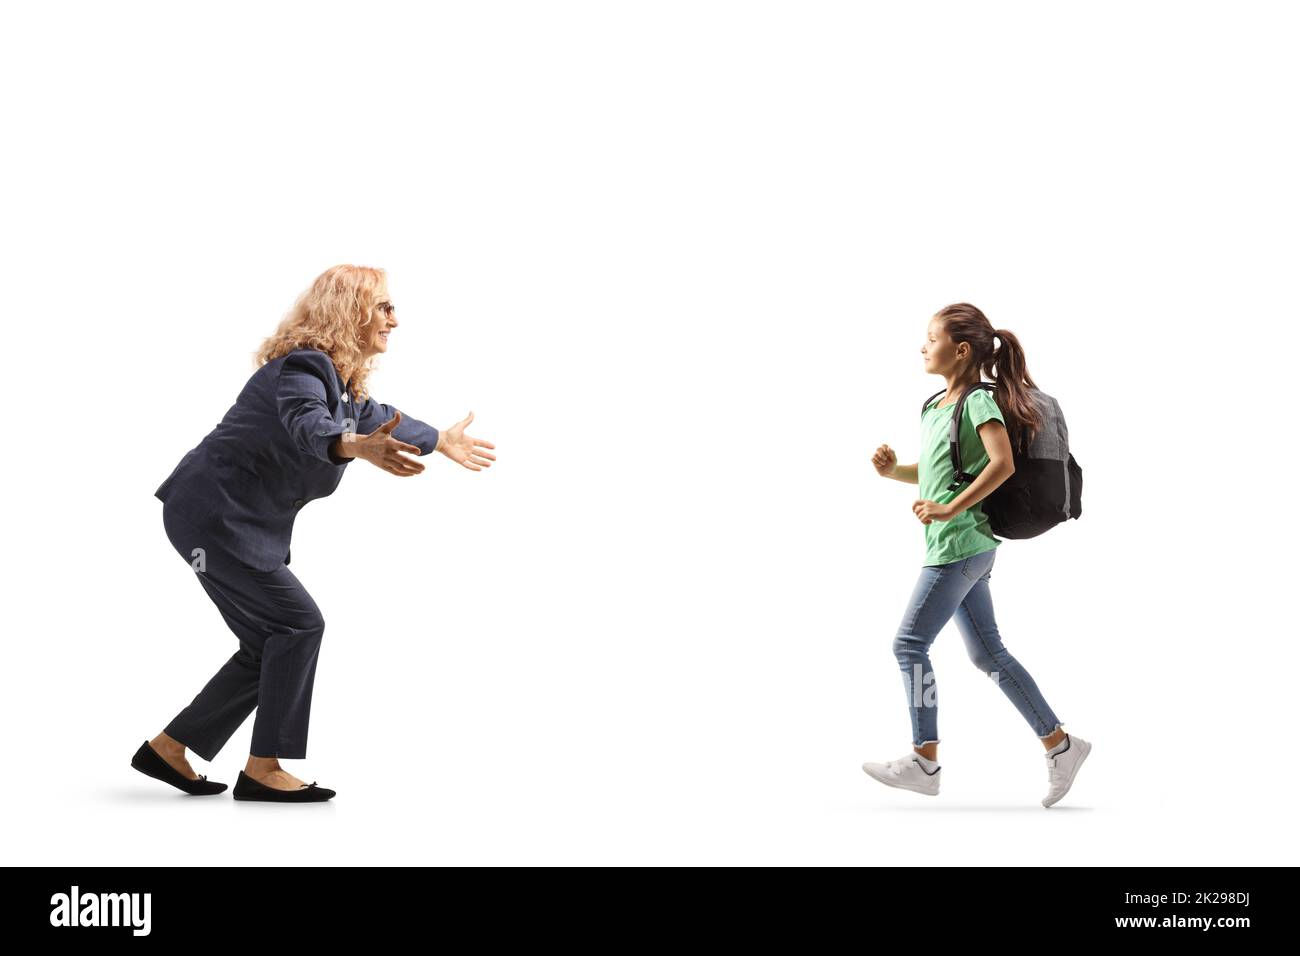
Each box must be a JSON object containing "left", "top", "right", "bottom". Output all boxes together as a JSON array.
[
  {"left": 276, "top": 351, "right": 355, "bottom": 465},
  {"left": 352, "top": 396, "right": 441, "bottom": 456}
]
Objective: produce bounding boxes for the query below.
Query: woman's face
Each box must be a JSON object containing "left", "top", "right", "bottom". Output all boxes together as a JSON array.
[
  {"left": 921, "top": 318, "right": 968, "bottom": 375},
  {"left": 363, "top": 292, "right": 398, "bottom": 357}
]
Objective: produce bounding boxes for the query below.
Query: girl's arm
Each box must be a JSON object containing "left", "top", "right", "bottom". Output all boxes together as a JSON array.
[
  {"left": 947, "top": 421, "right": 1014, "bottom": 514},
  {"left": 887, "top": 464, "right": 919, "bottom": 484}
]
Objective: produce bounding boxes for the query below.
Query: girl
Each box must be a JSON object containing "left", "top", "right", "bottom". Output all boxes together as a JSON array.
[
  {"left": 861, "top": 303, "right": 1090, "bottom": 808},
  {"left": 131, "top": 264, "right": 496, "bottom": 802}
]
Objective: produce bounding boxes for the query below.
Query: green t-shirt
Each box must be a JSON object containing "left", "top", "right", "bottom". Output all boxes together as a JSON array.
[{"left": 919, "top": 388, "right": 1006, "bottom": 567}]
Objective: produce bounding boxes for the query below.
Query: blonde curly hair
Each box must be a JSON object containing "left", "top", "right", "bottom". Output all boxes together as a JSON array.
[{"left": 255, "top": 264, "right": 389, "bottom": 402}]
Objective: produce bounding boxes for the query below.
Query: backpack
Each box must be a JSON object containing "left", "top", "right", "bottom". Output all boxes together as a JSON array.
[{"left": 921, "top": 382, "right": 1082, "bottom": 539}]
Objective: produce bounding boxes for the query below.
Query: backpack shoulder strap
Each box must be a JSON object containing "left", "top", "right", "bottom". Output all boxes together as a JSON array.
[
  {"left": 921, "top": 389, "right": 946, "bottom": 416},
  {"left": 945, "top": 382, "right": 997, "bottom": 491}
]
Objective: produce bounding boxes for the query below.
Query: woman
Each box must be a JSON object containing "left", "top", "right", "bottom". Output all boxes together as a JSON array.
[
  {"left": 131, "top": 264, "right": 496, "bottom": 802},
  {"left": 861, "top": 303, "right": 1090, "bottom": 808}
]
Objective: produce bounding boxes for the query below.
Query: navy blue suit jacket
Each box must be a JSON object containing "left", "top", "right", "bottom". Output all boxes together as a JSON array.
[{"left": 155, "top": 347, "right": 440, "bottom": 571}]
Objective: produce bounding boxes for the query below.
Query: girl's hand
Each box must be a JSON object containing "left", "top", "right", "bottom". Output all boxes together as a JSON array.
[
  {"left": 913, "top": 499, "right": 957, "bottom": 525},
  {"left": 437, "top": 411, "right": 497, "bottom": 471},
  {"left": 871, "top": 443, "right": 898, "bottom": 477}
]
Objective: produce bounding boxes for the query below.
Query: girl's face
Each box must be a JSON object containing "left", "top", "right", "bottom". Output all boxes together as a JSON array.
[
  {"left": 921, "top": 318, "right": 969, "bottom": 375},
  {"left": 363, "top": 290, "right": 398, "bottom": 357}
]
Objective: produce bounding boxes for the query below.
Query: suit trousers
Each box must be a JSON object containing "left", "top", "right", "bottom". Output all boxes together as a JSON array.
[{"left": 160, "top": 501, "right": 326, "bottom": 760}]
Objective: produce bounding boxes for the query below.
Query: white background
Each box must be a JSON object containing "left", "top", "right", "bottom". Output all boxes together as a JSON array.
[{"left": 1, "top": 0, "right": 1294, "bottom": 865}]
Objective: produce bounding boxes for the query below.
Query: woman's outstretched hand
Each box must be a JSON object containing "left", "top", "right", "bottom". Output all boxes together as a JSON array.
[
  {"left": 436, "top": 411, "right": 496, "bottom": 471},
  {"left": 337, "top": 411, "right": 425, "bottom": 476}
]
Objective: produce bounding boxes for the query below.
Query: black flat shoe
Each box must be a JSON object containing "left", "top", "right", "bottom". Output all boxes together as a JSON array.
[
  {"left": 130, "top": 740, "right": 228, "bottom": 795},
  {"left": 232, "top": 770, "right": 336, "bottom": 802}
]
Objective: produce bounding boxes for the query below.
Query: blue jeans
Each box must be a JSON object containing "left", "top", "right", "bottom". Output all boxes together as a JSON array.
[{"left": 892, "top": 548, "right": 1063, "bottom": 747}]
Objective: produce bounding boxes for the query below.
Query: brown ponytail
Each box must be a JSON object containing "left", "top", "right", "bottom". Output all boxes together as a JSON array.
[{"left": 934, "top": 302, "right": 1044, "bottom": 454}]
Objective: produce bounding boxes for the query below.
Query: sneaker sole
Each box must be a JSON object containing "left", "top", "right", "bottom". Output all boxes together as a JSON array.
[
  {"left": 1043, "top": 739, "right": 1091, "bottom": 807},
  {"left": 862, "top": 764, "right": 939, "bottom": 796}
]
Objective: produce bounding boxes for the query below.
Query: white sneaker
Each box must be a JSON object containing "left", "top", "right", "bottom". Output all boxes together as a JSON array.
[
  {"left": 861, "top": 752, "right": 941, "bottom": 796},
  {"left": 1042, "top": 733, "right": 1091, "bottom": 807}
]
